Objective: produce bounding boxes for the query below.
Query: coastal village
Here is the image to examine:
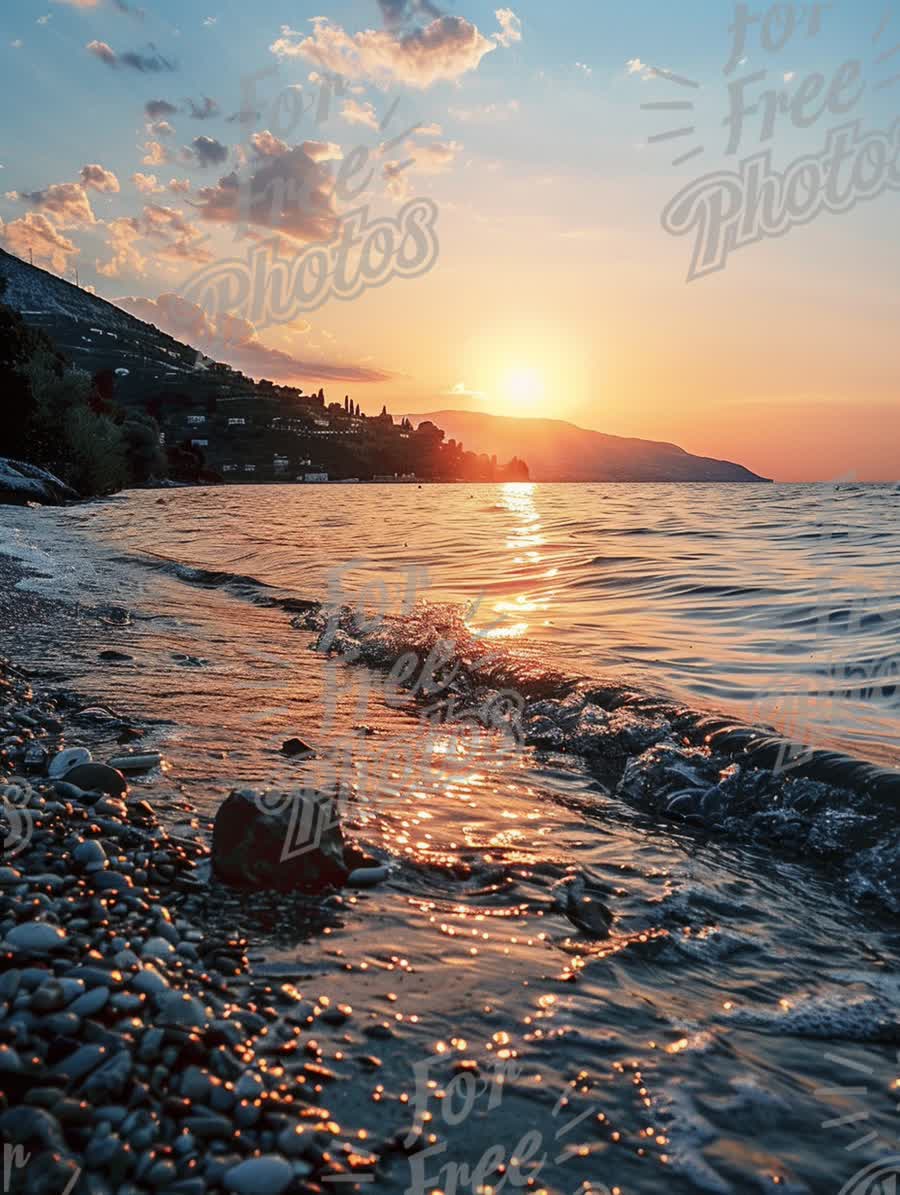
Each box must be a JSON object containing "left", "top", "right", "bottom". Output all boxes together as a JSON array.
[{"left": 147, "top": 370, "right": 530, "bottom": 486}]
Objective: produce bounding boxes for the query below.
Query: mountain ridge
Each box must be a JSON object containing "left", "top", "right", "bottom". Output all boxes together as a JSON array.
[{"left": 405, "top": 409, "right": 772, "bottom": 483}]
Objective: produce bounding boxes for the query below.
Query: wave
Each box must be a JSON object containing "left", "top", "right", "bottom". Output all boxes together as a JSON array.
[{"left": 137, "top": 551, "right": 900, "bottom": 913}]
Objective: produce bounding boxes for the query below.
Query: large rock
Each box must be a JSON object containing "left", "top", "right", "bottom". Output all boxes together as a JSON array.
[
  {"left": 212, "top": 788, "right": 349, "bottom": 892},
  {"left": 0, "top": 458, "right": 78, "bottom": 506}
]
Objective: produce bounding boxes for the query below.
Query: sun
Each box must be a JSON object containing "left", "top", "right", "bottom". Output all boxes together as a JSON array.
[{"left": 499, "top": 366, "right": 545, "bottom": 413}]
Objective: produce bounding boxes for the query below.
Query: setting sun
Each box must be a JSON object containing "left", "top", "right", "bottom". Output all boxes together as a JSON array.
[{"left": 499, "top": 367, "right": 545, "bottom": 413}]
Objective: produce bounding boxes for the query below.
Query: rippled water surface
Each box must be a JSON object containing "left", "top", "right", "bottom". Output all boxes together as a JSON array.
[
  {"left": 29, "top": 480, "right": 900, "bottom": 764},
  {"left": 2, "top": 480, "right": 900, "bottom": 1195}
]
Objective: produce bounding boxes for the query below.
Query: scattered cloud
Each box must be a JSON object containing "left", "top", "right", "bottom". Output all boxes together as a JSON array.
[
  {"left": 80, "top": 163, "right": 120, "bottom": 193},
  {"left": 114, "top": 291, "right": 394, "bottom": 383},
  {"left": 86, "top": 40, "right": 175, "bottom": 71},
  {"left": 382, "top": 160, "right": 411, "bottom": 202},
  {"left": 187, "top": 96, "right": 219, "bottom": 120},
  {"left": 142, "top": 140, "right": 169, "bottom": 166},
  {"left": 0, "top": 212, "right": 78, "bottom": 272},
  {"left": 168, "top": 177, "right": 191, "bottom": 194},
  {"left": 202, "top": 15, "right": 217, "bottom": 27},
  {"left": 132, "top": 172, "right": 163, "bottom": 193},
  {"left": 145, "top": 98, "right": 177, "bottom": 119},
  {"left": 150, "top": 120, "right": 175, "bottom": 137},
  {"left": 186, "top": 135, "right": 229, "bottom": 167},
  {"left": 95, "top": 215, "right": 144, "bottom": 277},
  {"left": 96, "top": 203, "right": 210, "bottom": 276},
  {"left": 495, "top": 8, "right": 522, "bottom": 48},
  {"left": 270, "top": 15, "right": 496, "bottom": 90},
  {"left": 416, "top": 122, "right": 443, "bottom": 136},
  {"left": 192, "top": 143, "right": 338, "bottom": 243},
  {"left": 407, "top": 139, "right": 462, "bottom": 173},
  {"left": 86, "top": 39, "right": 117, "bottom": 65},
  {"left": 340, "top": 98, "right": 379, "bottom": 131},
  {"left": 8, "top": 181, "right": 96, "bottom": 226},
  {"left": 10, "top": 40, "right": 24, "bottom": 50},
  {"left": 377, "top": 0, "right": 442, "bottom": 30},
  {"left": 576, "top": 62, "right": 592, "bottom": 76},
  {"left": 626, "top": 58, "right": 656, "bottom": 81},
  {"left": 302, "top": 140, "right": 343, "bottom": 163}
]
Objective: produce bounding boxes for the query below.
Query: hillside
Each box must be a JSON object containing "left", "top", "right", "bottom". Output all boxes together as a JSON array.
[
  {"left": 405, "top": 410, "right": 770, "bottom": 483},
  {"left": 0, "top": 248, "right": 208, "bottom": 407},
  {"left": 0, "top": 251, "right": 527, "bottom": 487}
]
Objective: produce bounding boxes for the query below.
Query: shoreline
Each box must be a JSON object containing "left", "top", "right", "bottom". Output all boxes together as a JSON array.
[
  {"left": 0, "top": 646, "right": 394, "bottom": 1193},
  {"left": 4, "top": 505, "right": 900, "bottom": 1193}
]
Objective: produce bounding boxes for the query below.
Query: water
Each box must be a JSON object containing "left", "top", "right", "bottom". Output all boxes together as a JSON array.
[{"left": 2, "top": 480, "right": 900, "bottom": 1195}]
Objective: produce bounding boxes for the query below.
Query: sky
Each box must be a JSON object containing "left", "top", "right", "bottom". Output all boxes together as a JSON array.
[{"left": 1, "top": 0, "right": 898, "bottom": 481}]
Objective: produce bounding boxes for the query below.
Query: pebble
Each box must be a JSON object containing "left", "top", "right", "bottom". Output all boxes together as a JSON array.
[
  {"left": 280, "top": 737, "right": 315, "bottom": 758},
  {"left": 348, "top": 865, "right": 390, "bottom": 887},
  {"left": 223, "top": 1156, "right": 295, "bottom": 1195},
  {"left": 73, "top": 840, "right": 109, "bottom": 872},
  {"left": 63, "top": 762, "right": 128, "bottom": 798},
  {"left": 0, "top": 662, "right": 369, "bottom": 1195},
  {"left": 69, "top": 986, "right": 109, "bottom": 1016},
  {"left": 141, "top": 936, "right": 176, "bottom": 959},
  {"left": 0, "top": 1045, "right": 24, "bottom": 1073},
  {"left": 155, "top": 991, "right": 208, "bottom": 1027},
  {"left": 107, "top": 752, "right": 162, "bottom": 772},
  {"left": 131, "top": 966, "right": 169, "bottom": 996},
  {"left": 48, "top": 746, "right": 92, "bottom": 778},
  {"left": 51, "top": 1043, "right": 108, "bottom": 1081},
  {"left": 5, "top": 921, "right": 68, "bottom": 954}
]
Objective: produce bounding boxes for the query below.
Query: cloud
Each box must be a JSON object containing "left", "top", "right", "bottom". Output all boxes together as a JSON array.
[
  {"left": 302, "top": 140, "right": 343, "bottom": 163},
  {"left": 626, "top": 58, "right": 656, "bottom": 81},
  {"left": 188, "top": 96, "right": 219, "bottom": 119},
  {"left": 449, "top": 99, "right": 519, "bottom": 122},
  {"left": 382, "top": 160, "right": 411, "bottom": 202},
  {"left": 407, "top": 139, "right": 461, "bottom": 172},
  {"left": 203, "top": 15, "right": 217, "bottom": 27},
  {"left": 495, "top": 8, "right": 521, "bottom": 47},
  {"left": 9, "top": 181, "right": 96, "bottom": 226},
  {"left": 95, "top": 204, "right": 210, "bottom": 277},
  {"left": 340, "top": 98, "right": 379, "bottom": 130},
  {"left": 0, "top": 213, "right": 78, "bottom": 273},
  {"left": 114, "top": 291, "right": 394, "bottom": 383},
  {"left": 575, "top": 61, "right": 592, "bottom": 77},
  {"left": 270, "top": 15, "right": 496, "bottom": 89},
  {"left": 139, "top": 203, "right": 199, "bottom": 240},
  {"left": 250, "top": 130, "right": 289, "bottom": 158},
  {"left": 145, "top": 98, "right": 177, "bottom": 119},
  {"left": 86, "top": 39, "right": 117, "bottom": 65},
  {"left": 95, "top": 215, "right": 144, "bottom": 277},
  {"left": 168, "top": 177, "right": 191, "bottom": 194},
  {"left": 53, "top": 0, "right": 100, "bottom": 6},
  {"left": 86, "top": 40, "right": 175, "bottom": 70},
  {"left": 132, "top": 172, "right": 163, "bottom": 193},
  {"left": 187, "top": 135, "right": 229, "bottom": 167},
  {"left": 377, "top": 0, "right": 442, "bottom": 29},
  {"left": 80, "top": 163, "right": 120, "bottom": 193},
  {"left": 192, "top": 145, "right": 339, "bottom": 243},
  {"left": 142, "top": 140, "right": 169, "bottom": 166},
  {"left": 416, "top": 121, "right": 442, "bottom": 136},
  {"left": 150, "top": 120, "right": 174, "bottom": 137}
]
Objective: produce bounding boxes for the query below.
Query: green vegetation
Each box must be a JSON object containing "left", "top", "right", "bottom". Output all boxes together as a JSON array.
[{"left": 0, "top": 277, "right": 166, "bottom": 496}]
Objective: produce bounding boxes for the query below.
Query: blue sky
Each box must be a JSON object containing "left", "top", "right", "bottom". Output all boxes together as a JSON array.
[{"left": 1, "top": 1, "right": 898, "bottom": 478}]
